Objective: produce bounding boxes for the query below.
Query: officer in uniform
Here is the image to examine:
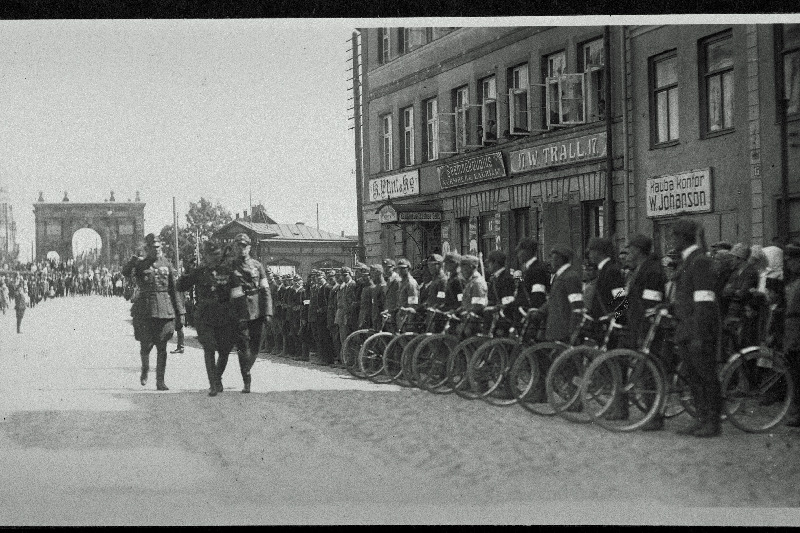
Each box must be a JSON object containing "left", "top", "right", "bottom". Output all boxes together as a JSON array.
[
  {"left": 293, "top": 274, "right": 309, "bottom": 361},
  {"left": 171, "top": 270, "right": 187, "bottom": 354},
  {"left": 259, "top": 269, "right": 276, "bottom": 355},
  {"left": 176, "top": 241, "right": 236, "bottom": 396},
  {"left": 337, "top": 267, "right": 357, "bottom": 352},
  {"left": 122, "top": 233, "right": 181, "bottom": 390},
  {"left": 357, "top": 264, "right": 374, "bottom": 330},
  {"left": 370, "top": 264, "right": 387, "bottom": 331},
  {"left": 308, "top": 269, "right": 331, "bottom": 364},
  {"left": 326, "top": 269, "right": 341, "bottom": 363},
  {"left": 671, "top": 218, "right": 722, "bottom": 437},
  {"left": 383, "top": 259, "right": 402, "bottom": 332},
  {"left": 228, "top": 233, "right": 273, "bottom": 393},
  {"left": 281, "top": 274, "right": 295, "bottom": 357},
  {"left": 267, "top": 270, "right": 281, "bottom": 355},
  {"left": 274, "top": 275, "right": 288, "bottom": 356}
]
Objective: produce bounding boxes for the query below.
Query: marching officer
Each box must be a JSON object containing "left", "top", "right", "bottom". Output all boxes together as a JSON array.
[
  {"left": 671, "top": 218, "right": 722, "bottom": 437},
  {"left": 176, "top": 241, "right": 236, "bottom": 396},
  {"left": 228, "top": 233, "right": 273, "bottom": 393},
  {"left": 171, "top": 270, "right": 187, "bottom": 354},
  {"left": 122, "top": 233, "right": 181, "bottom": 391}
]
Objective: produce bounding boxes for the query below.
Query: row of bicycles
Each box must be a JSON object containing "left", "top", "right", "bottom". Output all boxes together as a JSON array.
[{"left": 340, "top": 300, "right": 795, "bottom": 433}]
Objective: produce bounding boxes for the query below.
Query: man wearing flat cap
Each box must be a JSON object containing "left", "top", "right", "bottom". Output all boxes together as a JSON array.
[
  {"left": 423, "top": 254, "right": 448, "bottom": 309},
  {"left": 783, "top": 242, "right": 800, "bottom": 426},
  {"left": 671, "top": 218, "right": 722, "bottom": 437},
  {"left": 122, "top": 233, "right": 182, "bottom": 391},
  {"left": 176, "top": 240, "right": 236, "bottom": 396},
  {"left": 228, "top": 232, "right": 273, "bottom": 393}
]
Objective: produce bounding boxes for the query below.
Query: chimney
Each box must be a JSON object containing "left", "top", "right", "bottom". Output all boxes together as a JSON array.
[
  {"left": 236, "top": 213, "right": 240, "bottom": 219},
  {"left": 341, "top": 230, "right": 345, "bottom": 237},
  {"left": 243, "top": 210, "right": 248, "bottom": 219}
]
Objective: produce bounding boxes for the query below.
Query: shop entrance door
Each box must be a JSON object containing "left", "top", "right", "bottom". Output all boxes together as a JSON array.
[{"left": 541, "top": 201, "right": 584, "bottom": 265}]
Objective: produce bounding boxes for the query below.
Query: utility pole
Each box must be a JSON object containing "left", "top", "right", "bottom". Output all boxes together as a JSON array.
[{"left": 350, "top": 30, "right": 365, "bottom": 262}]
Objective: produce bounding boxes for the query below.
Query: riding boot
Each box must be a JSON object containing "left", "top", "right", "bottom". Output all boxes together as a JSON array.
[
  {"left": 139, "top": 350, "right": 150, "bottom": 386},
  {"left": 204, "top": 349, "right": 217, "bottom": 395},
  {"left": 155, "top": 348, "right": 169, "bottom": 391},
  {"left": 242, "top": 374, "right": 251, "bottom": 393}
]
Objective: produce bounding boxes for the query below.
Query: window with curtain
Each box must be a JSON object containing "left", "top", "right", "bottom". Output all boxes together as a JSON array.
[
  {"left": 701, "top": 31, "right": 734, "bottom": 134},
  {"left": 651, "top": 51, "right": 679, "bottom": 144}
]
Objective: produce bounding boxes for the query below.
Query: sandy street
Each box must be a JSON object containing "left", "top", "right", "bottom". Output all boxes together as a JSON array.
[{"left": 0, "top": 295, "right": 799, "bottom": 525}]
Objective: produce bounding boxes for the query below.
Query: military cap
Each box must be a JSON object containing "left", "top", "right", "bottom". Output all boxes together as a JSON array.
[
  {"left": 396, "top": 258, "right": 411, "bottom": 268},
  {"left": 370, "top": 264, "right": 383, "bottom": 272},
  {"left": 671, "top": 218, "right": 699, "bottom": 240},
  {"left": 459, "top": 254, "right": 480, "bottom": 267},
  {"left": 340, "top": 266, "right": 353, "bottom": 275},
  {"left": 730, "top": 243, "right": 751, "bottom": 260},
  {"left": 784, "top": 242, "right": 800, "bottom": 259},
  {"left": 382, "top": 258, "right": 396, "bottom": 268},
  {"left": 443, "top": 252, "right": 461, "bottom": 264},
  {"left": 354, "top": 262, "right": 370, "bottom": 272},
  {"left": 234, "top": 233, "right": 251, "bottom": 245},
  {"left": 427, "top": 253, "right": 444, "bottom": 264},
  {"left": 627, "top": 234, "right": 652, "bottom": 255},
  {"left": 711, "top": 241, "right": 733, "bottom": 251},
  {"left": 144, "top": 233, "right": 161, "bottom": 247},
  {"left": 550, "top": 245, "right": 574, "bottom": 261}
]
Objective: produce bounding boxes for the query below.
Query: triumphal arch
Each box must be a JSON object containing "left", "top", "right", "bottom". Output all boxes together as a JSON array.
[{"left": 33, "top": 191, "right": 145, "bottom": 266}]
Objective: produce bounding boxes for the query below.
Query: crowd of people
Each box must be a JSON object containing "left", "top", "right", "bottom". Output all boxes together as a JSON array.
[{"left": 122, "top": 221, "right": 800, "bottom": 437}]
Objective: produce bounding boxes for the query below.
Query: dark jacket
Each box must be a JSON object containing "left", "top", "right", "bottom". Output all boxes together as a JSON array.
[
  {"left": 589, "top": 258, "right": 626, "bottom": 320},
  {"left": 515, "top": 257, "right": 550, "bottom": 310},
  {"left": 541, "top": 264, "right": 584, "bottom": 342},
  {"left": 487, "top": 267, "right": 516, "bottom": 307},
  {"left": 673, "top": 247, "right": 720, "bottom": 345},
  {"left": 230, "top": 256, "right": 273, "bottom": 321},
  {"left": 176, "top": 264, "right": 234, "bottom": 328},
  {"left": 625, "top": 255, "right": 667, "bottom": 348},
  {"left": 123, "top": 255, "right": 180, "bottom": 319}
]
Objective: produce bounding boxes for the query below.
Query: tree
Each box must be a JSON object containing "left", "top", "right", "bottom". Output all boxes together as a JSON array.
[{"left": 160, "top": 198, "right": 233, "bottom": 270}]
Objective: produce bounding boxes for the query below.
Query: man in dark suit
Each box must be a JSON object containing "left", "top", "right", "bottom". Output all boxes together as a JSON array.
[
  {"left": 514, "top": 237, "right": 550, "bottom": 311},
  {"left": 671, "top": 218, "right": 722, "bottom": 437},
  {"left": 586, "top": 237, "right": 626, "bottom": 321},
  {"left": 539, "top": 245, "right": 584, "bottom": 343}
]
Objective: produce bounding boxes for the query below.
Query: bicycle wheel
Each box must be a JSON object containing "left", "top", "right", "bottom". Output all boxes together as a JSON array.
[
  {"left": 342, "top": 329, "right": 374, "bottom": 378},
  {"left": 468, "top": 339, "right": 518, "bottom": 406},
  {"left": 721, "top": 347, "right": 794, "bottom": 433},
  {"left": 510, "top": 342, "right": 567, "bottom": 416},
  {"left": 414, "top": 334, "right": 458, "bottom": 394},
  {"left": 383, "top": 333, "right": 416, "bottom": 385},
  {"left": 449, "top": 337, "right": 490, "bottom": 400},
  {"left": 359, "top": 332, "right": 393, "bottom": 383},
  {"left": 546, "top": 345, "right": 601, "bottom": 424},
  {"left": 402, "top": 333, "right": 430, "bottom": 388},
  {"left": 661, "top": 361, "right": 694, "bottom": 419},
  {"left": 582, "top": 349, "right": 664, "bottom": 432}
]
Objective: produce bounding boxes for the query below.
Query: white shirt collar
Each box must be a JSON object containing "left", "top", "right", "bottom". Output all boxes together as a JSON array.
[
  {"left": 492, "top": 267, "right": 506, "bottom": 278},
  {"left": 681, "top": 244, "right": 699, "bottom": 261},
  {"left": 555, "top": 263, "right": 571, "bottom": 278},
  {"left": 597, "top": 257, "right": 610, "bottom": 271},
  {"left": 524, "top": 257, "right": 537, "bottom": 270}
]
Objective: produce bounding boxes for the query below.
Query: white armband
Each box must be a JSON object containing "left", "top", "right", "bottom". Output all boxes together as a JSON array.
[
  {"left": 693, "top": 290, "right": 716, "bottom": 302},
  {"left": 471, "top": 296, "right": 488, "bottom": 305},
  {"left": 230, "top": 286, "right": 244, "bottom": 298},
  {"left": 407, "top": 295, "right": 419, "bottom": 305},
  {"left": 567, "top": 293, "right": 583, "bottom": 303},
  {"left": 259, "top": 278, "right": 269, "bottom": 289},
  {"left": 501, "top": 296, "right": 514, "bottom": 305},
  {"left": 457, "top": 293, "right": 463, "bottom": 302},
  {"left": 642, "top": 289, "right": 663, "bottom": 302},
  {"left": 303, "top": 299, "right": 310, "bottom": 305},
  {"left": 612, "top": 287, "right": 626, "bottom": 297},
  {"left": 437, "top": 291, "right": 446, "bottom": 299},
  {"left": 531, "top": 284, "right": 546, "bottom": 294}
]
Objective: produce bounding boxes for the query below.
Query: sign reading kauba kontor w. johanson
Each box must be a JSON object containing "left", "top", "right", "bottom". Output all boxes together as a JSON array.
[{"left": 646, "top": 168, "right": 713, "bottom": 218}]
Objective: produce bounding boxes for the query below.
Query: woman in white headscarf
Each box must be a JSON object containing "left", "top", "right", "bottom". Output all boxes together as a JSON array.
[{"left": 758, "top": 245, "right": 785, "bottom": 348}]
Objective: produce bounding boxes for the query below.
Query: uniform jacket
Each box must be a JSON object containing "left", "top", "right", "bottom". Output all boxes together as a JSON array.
[
  {"left": 541, "top": 264, "right": 583, "bottom": 342},
  {"left": 397, "top": 275, "right": 420, "bottom": 308},
  {"left": 514, "top": 257, "right": 550, "bottom": 310},
  {"left": 336, "top": 278, "right": 356, "bottom": 326},
  {"left": 230, "top": 256, "right": 273, "bottom": 321},
  {"left": 358, "top": 281, "right": 374, "bottom": 329},
  {"left": 459, "top": 271, "right": 488, "bottom": 313},
  {"left": 625, "top": 255, "right": 667, "bottom": 348},
  {"left": 673, "top": 246, "right": 720, "bottom": 344},
  {"left": 123, "top": 255, "right": 180, "bottom": 319},
  {"left": 588, "top": 258, "right": 626, "bottom": 320},
  {"left": 443, "top": 274, "right": 464, "bottom": 311},
  {"left": 347, "top": 279, "right": 364, "bottom": 329},
  {"left": 371, "top": 280, "right": 387, "bottom": 330},
  {"left": 488, "top": 267, "right": 516, "bottom": 307},
  {"left": 176, "top": 263, "right": 234, "bottom": 328},
  {"left": 326, "top": 283, "right": 339, "bottom": 328},
  {"left": 308, "top": 282, "right": 324, "bottom": 323},
  {"left": 384, "top": 273, "right": 402, "bottom": 313},
  {"left": 784, "top": 277, "right": 800, "bottom": 352},
  {"left": 425, "top": 271, "right": 448, "bottom": 308}
]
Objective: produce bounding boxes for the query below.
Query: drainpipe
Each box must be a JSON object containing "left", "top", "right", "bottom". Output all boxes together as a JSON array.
[
  {"left": 620, "top": 26, "right": 630, "bottom": 239},
  {"left": 604, "top": 25, "right": 616, "bottom": 238}
]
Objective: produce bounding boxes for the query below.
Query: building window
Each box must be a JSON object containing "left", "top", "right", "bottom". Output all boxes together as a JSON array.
[
  {"left": 781, "top": 24, "right": 800, "bottom": 117},
  {"left": 509, "top": 64, "right": 530, "bottom": 135},
  {"left": 453, "top": 85, "right": 470, "bottom": 152},
  {"left": 459, "top": 217, "right": 471, "bottom": 255},
  {"left": 583, "top": 200, "right": 604, "bottom": 249},
  {"left": 511, "top": 207, "right": 530, "bottom": 258},
  {"left": 423, "top": 98, "right": 438, "bottom": 161},
  {"left": 401, "top": 106, "right": 415, "bottom": 167},
  {"left": 379, "top": 27, "right": 391, "bottom": 65},
  {"left": 478, "top": 212, "right": 496, "bottom": 256},
  {"left": 701, "top": 31, "right": 734, "bottom": 135},
  {"left": 545, "top": 50, "right": 584, "bottom": 127},
  {"left": 650, "top": 51, "right": 679, "bottom": 145},
  {"left": 479, "top": 75, "right": 498, "bottom": 144},
  {"left": 425, "top": 28, "right": 434, "bottom": 43},
  {"left": 381, "top": 113, "right": 393, "bottom": 171},
  {"left": 579, "top": 38, "right": 605, "bottom": 122},
  {"left": 399, "top": 27, "right": 424, "bottom": 54}
]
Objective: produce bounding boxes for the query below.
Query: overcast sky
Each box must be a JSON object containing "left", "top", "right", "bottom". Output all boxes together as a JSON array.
[{"left": 0, "top": 19, "right": 359, "bottom": 261}]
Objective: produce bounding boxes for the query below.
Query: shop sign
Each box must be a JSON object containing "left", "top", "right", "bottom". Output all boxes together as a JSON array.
[
  {"left": 398, "top": 211, "right": 442, "bottom": 223},
  {"left": 437, "top": 152, "right": 506, "bottom": 189},
  {"left": 646, "top": 168, "right": 713, "bottom": 217},
  {"left": 509, "top": 132, "right": 607, "bottom": 174},
  {"left": 378, "top": 205, "right": 398, "bottom": 223},
  {"left": 368, "top": 170, "right": 419, "bottom": 202}
]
